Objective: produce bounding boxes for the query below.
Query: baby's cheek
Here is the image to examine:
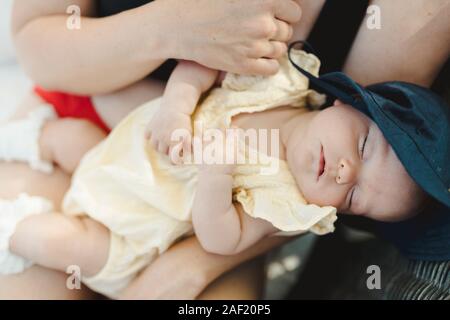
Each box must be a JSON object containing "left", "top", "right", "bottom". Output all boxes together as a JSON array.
[
  {"left": 302, "top": 184, "right": 333, "bottom": 207},
  {"left": 306, "top": 186, "right": 347, "bottom": 211}
]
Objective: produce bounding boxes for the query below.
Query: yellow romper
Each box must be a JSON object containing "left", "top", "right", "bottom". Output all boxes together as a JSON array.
[{"left": 62, "top": 50, "right": 337, "bottom": 298}]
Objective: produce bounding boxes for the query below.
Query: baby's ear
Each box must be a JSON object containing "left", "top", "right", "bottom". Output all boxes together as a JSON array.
[{"left": 333, "top": 99, "right": 344, "bottom": 106}]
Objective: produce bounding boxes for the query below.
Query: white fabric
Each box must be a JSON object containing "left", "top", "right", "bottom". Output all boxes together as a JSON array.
[
  {"left": 0, "top": 193, "right": 54, "bottom": 275},
  {"left": 0, "top": 105, "right": 56, "bottom": 173}
]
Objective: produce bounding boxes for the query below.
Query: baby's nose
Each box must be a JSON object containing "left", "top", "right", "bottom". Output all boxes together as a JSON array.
[{"left": 336, "top": 159, "right": 357, "bottom": 185}]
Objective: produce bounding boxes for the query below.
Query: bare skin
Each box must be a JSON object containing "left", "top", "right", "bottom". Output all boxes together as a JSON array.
[
  {"left": 0, "top": 162, "right": 267, "bottom": 300},
  {"left": 5, "top": 77, "right": 424, "bottom": 296},
  {"left": 342, "top": 0, "right": 450, "bottom": 86},
  {"left": 11, "top": 0, "right": 301, "bottom": 94},
  {"left": 1, "top": 0, "right": 448, "bottom": 300},
  {"left": 7, "top": 92, "right": 302, "bottom": 281},
  {"left": 109, "top": 0, "right": 450, "bottom": 298},
  {"left": 0, "top": 94, "right": 273, "bottom": 300}
]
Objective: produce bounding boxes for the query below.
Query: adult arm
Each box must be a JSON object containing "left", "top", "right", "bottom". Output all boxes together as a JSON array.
[
  {"left": 291, "top": 0, "right": 450, "bottom": 87},
  {"left": 12, "top": 0, "right": 302, "bottom": 95},
  {"left": 343, "top": 0, "right": 450, "bottom": 87},
  {"left": 12, "top": 0, "right": 170, "bottom": 95},
  {"left": 120, "top": 234, "right": 291, "bottom": 299}
]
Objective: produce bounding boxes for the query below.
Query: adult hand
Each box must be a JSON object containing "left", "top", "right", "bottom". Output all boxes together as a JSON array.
[
  {"left": 162, "top": 0, "right": 302, "bottom": 76},
  {"left": 120, "top": 234, "right": 291, "bottom": 300},
  {"left": 120, "top": 237, "right": 213, "bottom": 300}
]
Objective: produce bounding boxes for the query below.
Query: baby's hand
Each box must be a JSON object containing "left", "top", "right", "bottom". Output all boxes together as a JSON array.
[{"left": 146, "top": 109, "right": 192, "bottom": 161}]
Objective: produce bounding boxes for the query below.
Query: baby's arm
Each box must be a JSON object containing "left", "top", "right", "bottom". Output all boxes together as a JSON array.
[
  {"left": 147, "top": 61, "right": 220, "bottom": 156},
  {"left": 192, "top": 164, "right": 278, "bottom": 256}
]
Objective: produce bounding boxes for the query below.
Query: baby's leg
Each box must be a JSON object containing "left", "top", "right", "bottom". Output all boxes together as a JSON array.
[
  {"left": 0, "top": 163, "right": 99, "bottom": 299},
  {"left": 1, "top": 78, "right": 164, "bottom": 174},
  {"left": 7, "top": 78, "right": 165, "bottom": 125},
  {"left": 8, "top": 211, "right": 110, "bottom": 278},
  {"left": 40, "top": 118, "right": 106, "bottom": 174},
  {"left": 0, "top": 92, "right": 106, "bottom": 174}
]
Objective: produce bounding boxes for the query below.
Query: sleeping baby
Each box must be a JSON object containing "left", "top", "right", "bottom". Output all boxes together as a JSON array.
[{"left": 0, "top": 49, "right": 437, "bottom": 298}]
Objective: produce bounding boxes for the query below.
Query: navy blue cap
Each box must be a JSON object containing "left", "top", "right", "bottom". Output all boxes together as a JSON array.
[{"left": 288, "top": 41, "right": 450, "bottom": 261}]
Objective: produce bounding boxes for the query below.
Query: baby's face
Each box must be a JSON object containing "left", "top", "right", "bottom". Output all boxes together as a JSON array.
[{"left": 287, "top": 102, "right": 425, "bottom": 222}]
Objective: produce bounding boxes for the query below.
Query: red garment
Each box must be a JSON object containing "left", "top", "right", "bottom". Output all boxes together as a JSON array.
[{"left": 34, "top": 87, "right": 110, "bottom": 133}]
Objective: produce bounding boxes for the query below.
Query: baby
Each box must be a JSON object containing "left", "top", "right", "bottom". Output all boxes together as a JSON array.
[{"left": 0, "top": 50, "right": 431, "bottom": 298}]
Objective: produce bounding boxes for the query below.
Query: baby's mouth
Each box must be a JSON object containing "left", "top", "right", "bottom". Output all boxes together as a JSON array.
[{"left": 317, "top": 145, "right": 325, "bottom": 180}]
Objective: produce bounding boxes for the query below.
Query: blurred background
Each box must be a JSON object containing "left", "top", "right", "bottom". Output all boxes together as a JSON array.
[{"left": 0, "top": 0, "right": 31, "bottom": 121}]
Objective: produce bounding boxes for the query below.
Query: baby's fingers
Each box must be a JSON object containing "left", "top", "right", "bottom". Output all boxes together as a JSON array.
[
  {"left": 145, "top": 125, "right": 152, "bottom": 140},
  {"left": 157, "top": 140, "right": 170, "bottom": 155},
  {"left": 169, "top": 133, "right": 192, "bottom": 165},
  {"left": 148, "top": 132, "right": 158, "bottom": 150},
  {"left": 161, "top": 133, "right": 174, "bottom": 154},
  {"left": 147, "top": 131, "right": 168, "bottom": 156}
]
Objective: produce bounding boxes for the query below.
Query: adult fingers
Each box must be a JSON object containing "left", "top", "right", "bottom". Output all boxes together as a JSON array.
[
  {"left": 247, "top": 41, "right": 287, "bottom": 59},
  {"left": 273, "top": 0, "right": 302, "bottom": 24},
  {"left": 272, "top": 19, "right": 293, "bottom": 42},
  {"left": 245, "top": 58, "right": 280, "bottom": 76},
  {"left": 267, "top": 41, "right": 287, "bottom": 59}
]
